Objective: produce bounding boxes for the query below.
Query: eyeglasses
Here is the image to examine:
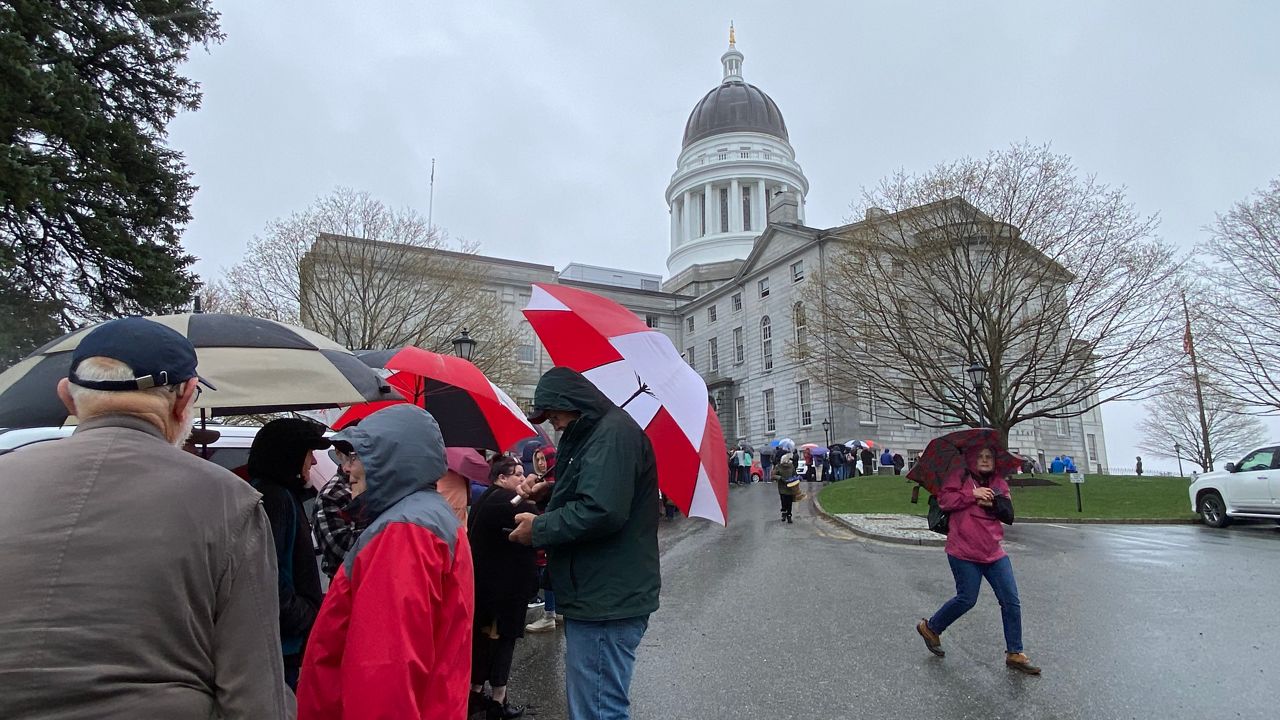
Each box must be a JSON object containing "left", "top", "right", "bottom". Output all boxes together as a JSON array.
[
  {"left": 335, "top": 450, "right": 359, "bottom": 467},
  {"left": 168, "top": 383, "right": 202, "bottom": 404}
]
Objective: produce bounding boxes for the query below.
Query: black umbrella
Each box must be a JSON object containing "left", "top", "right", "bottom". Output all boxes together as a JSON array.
[{"left": 0, "top": 313, "right": 392, "bottom": 428}]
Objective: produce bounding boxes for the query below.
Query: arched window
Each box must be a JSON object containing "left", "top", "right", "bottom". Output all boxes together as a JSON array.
[
  {"left": 761, "top": 316, "right": 773, "bottom": 371},
  {"left": 793, "top": 302, "right": 807, "bottom": 347}
]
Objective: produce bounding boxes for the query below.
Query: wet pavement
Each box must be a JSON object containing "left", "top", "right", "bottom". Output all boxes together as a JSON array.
[{"left": 505, "top": 482, "right": 1279, "bottom": 719}]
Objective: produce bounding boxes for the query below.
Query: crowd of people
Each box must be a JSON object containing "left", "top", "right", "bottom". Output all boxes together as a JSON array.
[
  {"left": 0, "top": 319, "right": 661, "bottom": 720},
  {"left": 0, "top": 317, "right": 1040, "bottom": 718}
]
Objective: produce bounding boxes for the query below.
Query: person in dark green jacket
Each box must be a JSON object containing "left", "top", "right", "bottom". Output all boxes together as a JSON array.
[{"left": 508, "top": 367, "right": 659, "bottom": 720}]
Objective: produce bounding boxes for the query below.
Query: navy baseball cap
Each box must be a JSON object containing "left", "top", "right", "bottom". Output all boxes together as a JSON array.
[{"left": 68, "top": 317, "right": 216, "bottom": 391}]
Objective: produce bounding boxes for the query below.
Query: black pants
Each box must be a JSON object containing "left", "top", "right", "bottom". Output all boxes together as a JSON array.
[
  {"left": 283, "top": 652, "right": 301, "bottom": 691},
  {"left": 779, "top": 494, "right": 794, "bottom": 516},
  {"left": 472, "top": 633, "right": 519, "bottom": 688}
]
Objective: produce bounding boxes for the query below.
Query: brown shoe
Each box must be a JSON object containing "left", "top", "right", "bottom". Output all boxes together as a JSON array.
[
  {"left": 1006, "top": 652, "right": 1041, "bottom": 675},
  {"left": 916, "top": 619, "right": 944, "bottom": 657}
]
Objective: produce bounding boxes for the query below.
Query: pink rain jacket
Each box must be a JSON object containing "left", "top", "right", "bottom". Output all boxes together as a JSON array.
[{"left": 936, "top": 467, "right": 1011, "bottom": 564}]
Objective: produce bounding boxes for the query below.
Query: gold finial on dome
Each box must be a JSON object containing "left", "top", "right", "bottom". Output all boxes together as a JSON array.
[{"left": 729, "top": 22, "right": 736, "bottom": 47}]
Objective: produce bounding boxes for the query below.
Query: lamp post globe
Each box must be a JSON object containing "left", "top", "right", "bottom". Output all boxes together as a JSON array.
[
  {"left": 966, "top": 362, "right": 988, "bottom": 428},
  {"left": 451, "top": 328, "right": 477, "bottom": 361},
  {"left": 821, "top": 418, "right": 831, "bottom": 446}
]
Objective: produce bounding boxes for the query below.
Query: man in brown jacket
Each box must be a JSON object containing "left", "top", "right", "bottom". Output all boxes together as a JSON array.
[{"left": 0, "top": 317, "right": 292, "bottom": 719}]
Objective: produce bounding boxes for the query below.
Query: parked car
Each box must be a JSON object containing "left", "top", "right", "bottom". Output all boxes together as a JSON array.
[
  {"left": 1187, "top": 444, "right": 1280, "bottom": 527},
  {"left": 750, "top": 456, "right": 765, "bottom": 481},
  {"left": 0, "top": 424, "right": 337, "bottom": 489}
]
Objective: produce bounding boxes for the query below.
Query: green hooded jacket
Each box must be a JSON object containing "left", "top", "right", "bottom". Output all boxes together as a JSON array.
[{"left": 530, "top": 367, "right": 660, "bottom": 621}]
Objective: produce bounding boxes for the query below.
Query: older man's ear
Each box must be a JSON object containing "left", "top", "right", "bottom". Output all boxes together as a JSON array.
[{"left": 56, "top": 378, "right": 76, "bottom": 416}]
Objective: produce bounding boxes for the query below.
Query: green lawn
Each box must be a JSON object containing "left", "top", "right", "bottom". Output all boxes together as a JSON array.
[{"left": 818, "top": 474, "right": 1198, "bottom": 520}]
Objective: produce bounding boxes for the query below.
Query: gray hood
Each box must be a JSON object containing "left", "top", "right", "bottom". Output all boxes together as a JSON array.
[{"left": 332, "top": 404, "right": 447, "bottom": 524}]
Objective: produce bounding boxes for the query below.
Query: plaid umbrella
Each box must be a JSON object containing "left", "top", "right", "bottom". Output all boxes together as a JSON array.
[
  {"left": 906, "top": 428, "right": 1022, "bottom": 495},
  {"left": 0, "top": 313, "right": 391, "bottom": 427}
]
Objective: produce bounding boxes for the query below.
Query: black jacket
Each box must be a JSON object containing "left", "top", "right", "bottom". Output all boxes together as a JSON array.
[{"left": 469, "top": 485, "right": 539, "bottom": 636}]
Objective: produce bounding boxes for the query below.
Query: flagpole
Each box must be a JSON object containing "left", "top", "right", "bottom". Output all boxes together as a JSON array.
[
  {"left": 428, "top": 158, "right": 436, "bottom": 229},
  {"left": 1183, "top": 292, "right": 1213, "bottom": 471}
]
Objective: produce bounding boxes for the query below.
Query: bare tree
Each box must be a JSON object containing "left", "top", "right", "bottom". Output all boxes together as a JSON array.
[
  {"left": 218, "top": 187, "right": 524, "bottom": 389},
  {"left": 1138, "top": 374, "right": 1267, "bottom": 472},
  {"left": 1200, "top": 177, "right": 1280, "bottom": 414},
  {"left": 806, "top": 142, "right": 1184, "bottom": 441}
]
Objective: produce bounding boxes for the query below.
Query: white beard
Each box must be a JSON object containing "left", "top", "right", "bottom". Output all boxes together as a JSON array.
[{"left": 170, "top": 406, "right": 198, "bottom": 448}]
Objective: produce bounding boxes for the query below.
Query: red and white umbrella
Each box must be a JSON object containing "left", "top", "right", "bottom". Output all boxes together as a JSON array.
[
  {"left": 309, "top": 347, "right": 537, "bottom": 452},
  {"left": 523, "top": 283, "right": 729, "bottom": 525}
]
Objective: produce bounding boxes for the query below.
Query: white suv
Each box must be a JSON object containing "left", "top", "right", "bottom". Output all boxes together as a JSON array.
[{"left": 1187, "top": 444, "right": 1280, "bottom": 527}]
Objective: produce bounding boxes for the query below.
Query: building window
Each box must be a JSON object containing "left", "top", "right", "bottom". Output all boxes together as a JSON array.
[
  {"left": 719, "top": 188, "right": 729, "bottom": 233},
  {"left": 517, "top": 344, "right": 535, "bottom": 364},
  {"left": 903, "top": 381, "right": 920, "bottom": 425},
  {"left": 687, "top": 316, "right": 695, "bottom": 333},
  {"left": 735, "top": 396, "right": 747, "bottom": 439},
  {"left": 733, "top": 327, "right": 744, "bottom": 364},
  {"left": 758, "top": 277, "right": 770, "bottom": 298},
  {"left": 709, "top": 337, "right": 719, "bottom": 373},
  {"left": 518, "top": 396, "right": 535, "bottom": 414},
  {"left": 1087, "top": 433, "right": 1099, "bottom": 461},
  {"left": 742, "top": 185, "right": 753, "bottom": 232},
  {"left": 797, "top": 380, "right": 812, "bottom": 427},
  {"left": 791, "top": 260, "right": 804, "bottom": 283},
  {"left": 763, "top": 389, "right": 776, "bottom": 433},
  {"left": 732, "top": 293, "right": 742, "bottom": 312},
  {"left": 645, "top": 314, "right": 658, "bottom": 328},
  {"left": 707, "top": 305, "right": 717, "bottom": 323},
  {"left": 685, "top": 346, "right": 695, "bottom": 369},
  {"left": 763, "top": 149, "right": 772, "bottom": 161},
  {"left": 1056, "top": 417, "right": 1069, "bottom": 437},
  {"left": 717, "top": 148, "right": 728, "bottom": 161},
  {"left": 739, "top": 145, "right": 751, "bottom": 159},
  {"left": 892, "top": 258, "right": 906, "bottom": 276},
  {"left": 793, "top": 302, "right": 807, "bottom": 347},
  {"left": 860, "top": 385, "right": 877, "bottom": 424},
  {"left": 698, "top": 191, "right": 706, "bottom": 237},
  {"left": 641, "top": 279, "right": 659, "bottom": 291},
  {"left": 761, "top": 316, "right": 773, "bottom": 371}
]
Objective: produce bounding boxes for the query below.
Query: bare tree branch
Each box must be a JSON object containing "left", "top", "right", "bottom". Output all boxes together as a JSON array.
[
  {"left": 805, "top": 142, "right": 1184, "bottom": 441},
  {"left": 1199, "top": 177, "right": 1280, "bottom": 414},
  {"left": 217, "top": 187, "right": 524, "bottom": 389},
  {"left": 1137, "top": 373, "right": 1267, "bottom": 472}
]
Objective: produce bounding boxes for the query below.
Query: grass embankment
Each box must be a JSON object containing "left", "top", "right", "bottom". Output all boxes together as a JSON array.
[{"left": 819, "top": 474, "right": 1197, "bottom": 520}]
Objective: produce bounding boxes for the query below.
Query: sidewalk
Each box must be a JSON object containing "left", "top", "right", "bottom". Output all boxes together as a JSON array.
[{"left": 811, "top": 489, "right": 944, "bottom": 546}]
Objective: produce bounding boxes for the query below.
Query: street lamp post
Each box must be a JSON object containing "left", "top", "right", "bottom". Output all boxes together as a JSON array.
[
  {"left": 966, "top": 362, "right": 988, "bottom": 428},
  {"left": 1174, "top": 443, "right": 1184, "bottom": 477},
  {"left": 822, "top": 418, "right": 831, "bottom": 447},
  {"left": 451, "top": 328, "right": 477, "bottom": 361}
]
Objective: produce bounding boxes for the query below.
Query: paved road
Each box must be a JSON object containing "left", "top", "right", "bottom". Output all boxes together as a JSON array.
[{"left": 506, "top": 482, "right": 1279, "bottom": 719}]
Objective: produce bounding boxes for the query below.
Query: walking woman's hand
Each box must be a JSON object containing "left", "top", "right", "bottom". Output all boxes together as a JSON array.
[{"left": 972, "top": 486, "right": 995, "bottom": 502}]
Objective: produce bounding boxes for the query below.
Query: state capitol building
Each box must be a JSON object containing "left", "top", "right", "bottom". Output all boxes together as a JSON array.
[{"left": 312, "top": 33, "right": 1110, "bottom": 474}]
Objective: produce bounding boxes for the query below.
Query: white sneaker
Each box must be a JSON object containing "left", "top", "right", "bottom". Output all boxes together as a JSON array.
[{"left": 525, "top": 616, "right": 557, "bottom": 633}]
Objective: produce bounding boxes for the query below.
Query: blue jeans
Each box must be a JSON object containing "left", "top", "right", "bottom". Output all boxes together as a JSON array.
[
  {"left": 928, "top": 555, "right": 1023, "bottom": 653},
  {"left": 564, "top": 616, "right": 649, "bottom": 720}
]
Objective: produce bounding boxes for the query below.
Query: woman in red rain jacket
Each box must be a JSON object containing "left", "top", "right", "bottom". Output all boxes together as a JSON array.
[{"left": 297, "top": 404, "right": 475, "bottom": 719}]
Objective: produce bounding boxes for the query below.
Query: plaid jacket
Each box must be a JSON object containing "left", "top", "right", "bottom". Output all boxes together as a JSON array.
[{"left": 312, "top": 474, "right": 355, "bottom": 579}]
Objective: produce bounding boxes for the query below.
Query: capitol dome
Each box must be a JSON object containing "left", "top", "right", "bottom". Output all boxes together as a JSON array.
[
  {"left": 665, "top": 29, "right": 809, "bottom": 278},
  {"left": 682, "top": 81, "right": 789, "bottom": 148}
]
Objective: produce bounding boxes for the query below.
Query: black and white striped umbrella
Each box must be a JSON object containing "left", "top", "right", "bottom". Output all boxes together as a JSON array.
[{"left": 0, "top": 313, "right": 393, "bottom": 428}]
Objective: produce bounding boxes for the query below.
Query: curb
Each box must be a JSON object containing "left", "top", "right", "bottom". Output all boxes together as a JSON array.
[
  {"left": 811, "top": 491, "right": 945, "bottom": 547},
  {"left": 811, "top": 487, "right": 1203, "bottom": 542}
]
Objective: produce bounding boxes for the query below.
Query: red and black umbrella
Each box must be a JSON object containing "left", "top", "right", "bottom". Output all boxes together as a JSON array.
[
  {"left": 324, "top": 347, "right": 537, "bottom": 452},
  {"left": 906, "top": 428, "right": 1022, "bottom": 495}
]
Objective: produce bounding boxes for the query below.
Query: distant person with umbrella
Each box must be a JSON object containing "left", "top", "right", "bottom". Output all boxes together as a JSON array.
[
  {"left": 773, "top": 452, "right": 799, "bottom": 523},
  {"left": 912, "top": 430, "right": 1041, "bottom": 675},
  {"left": 892, "top": 452, "right": 905, "bottom": 476}
]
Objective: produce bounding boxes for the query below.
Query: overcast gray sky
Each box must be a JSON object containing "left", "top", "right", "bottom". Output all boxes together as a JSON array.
[{"left": 167, "top": 0, "right": 1280, "bottom": 472}]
